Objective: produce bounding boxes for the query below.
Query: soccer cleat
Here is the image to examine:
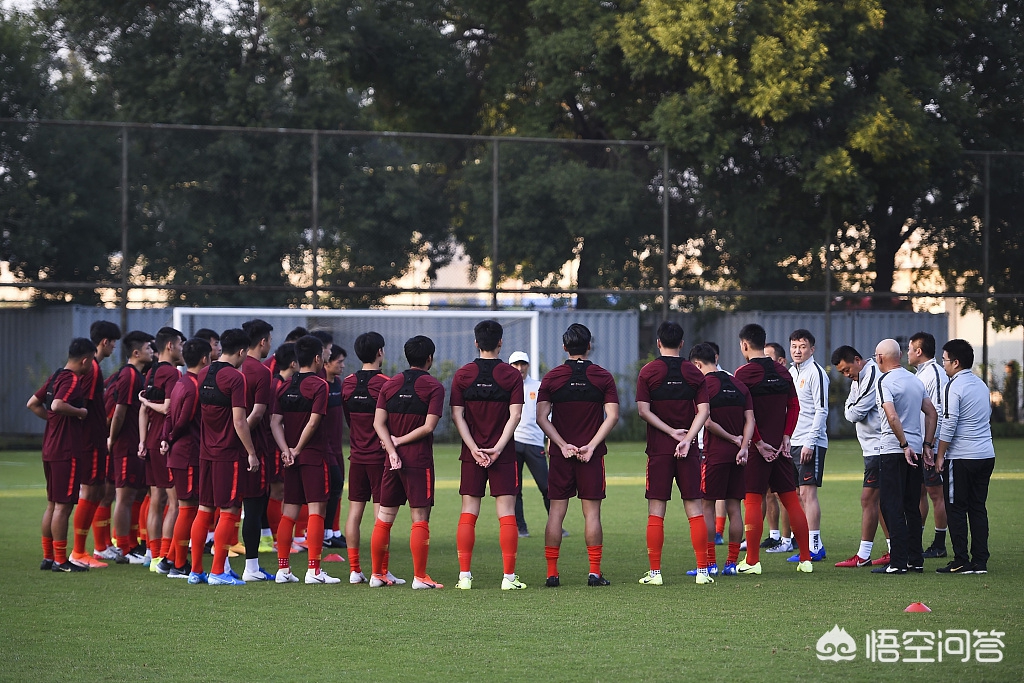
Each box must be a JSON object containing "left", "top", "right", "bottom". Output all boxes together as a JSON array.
[
  {"left": 94, "top": 546, "right": 119, "bottom": 561},
  {"left": 695, "top": 572, "right": 714, "bottom": 585},
  {"left": 40, "top": 559, "right": 54, "bottom": 571},
  {"left": 788, "top": 547, "right": 826, "bottom": 562},
  {"left": 970, "top": 563, "right": 987, "bottom": 574},
  {"left": 70, "top": 552, "right": 105, "bottom": 569},
  {"left": 871, "top": 553, "right": 890, "bottom": 566},
  {"left": 52, "top": 561, "right": 88, "bottom": 573},
  {"left": 204, "top": 540, "right": 214, "bottom": 555},
  {"left": 760, "top": 537, "right": 781, "bottom": 550},
  {"left": 275, "top": 569, "right": 299, "bottom": 584},
  {"left": 148, "top": 556, "right": 163, "bottom": 573},
  {"left": 242, "top": 567, "right": 275, "bottom": 582},
  {"left": 587, "top": 573, "right": 610, "bottom": 586},
  {"left": 922, "top": 545, "right": 947, "bottom": 559},
  {"left": 226, "top": 568, "right": 243, "bottom": 581},
  {"left": 518, "top": 528, "right": 530, "bottom": 538},
  {"left": 385, "top": 571, "right": 406, "bottom": 585},
  {"left": 368, "top": 573, "right": 395, "bottom": 588},
  {"left": 456, "top": 575, "right": 473, "bottom": 590},
  {"left": 142, "top": 550, "right": 152, "bottom": 568},
  {"left": 765, "top": 537, "right": 793, "bottom": 553},
  {"left": 714, "top": 533, "right": 724, "bottom": 545},
  {"left": 686, "top": 563, "right": 717, "bottom": 577},
  {"left": 908, "top": 565, "right": 924, "bottom": 573},
  {"left": 412, "top": 575, "right": 443, "bottom": 590},
  {"left": 545, "top": 575, "right": 560, "bottom": 587},
  {"left": 835, "top": 555, "right": 871, "bottom": 568},
  {"left": 501, "top": 575, "right": 527, "bottom": 590},
  {"left": 796, "top": 560, "right": 814, "bottom": 573},
  {"left": 870, "top": 564, "right": 906, "bottom": 574},
  {"left": 736, "top": 560, "right": 762, "bottom": 575},
  {"left": 305, "top": 569, "right": 341, "bottom": 585},
  {"left": 154, "top": 558, "right": 173, "bottom": 574},
  {"left": 112, "top": 548, "right": 130, "bottom": 565},
  {"left": 561, "top": 528, "right": 570, "bottom": 538},
  {"left": 258, "top": 536, "right": 275, "bottom": 553},
  {"left": 720, "top": 563, "right": 738, "bottom": 576},
  {"left": 638, "top": 570, "right": 663, "bottom": 586},
  {"left": 187, "top": 571, "right": 208, "bottom": 584},
  {"left": 126, "top": 546, "right": 147, "bottom": 565},
  {"left": 350, "top": 571, "right": 367, "bottom": 584},
  {"left": 208, "top": 572, "right": 246, "bottom": 586},
  {"left": 167, "top": 566, "right": 190, "bottom": 579},
  {"left": 935, "top": 561, "right": 972, "bottom": 574},
  {"left": 739, "top": 540, "right": 747, "bottom": 551}
]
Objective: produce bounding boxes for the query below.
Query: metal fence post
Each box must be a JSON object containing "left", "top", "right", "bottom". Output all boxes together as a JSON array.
[
  {"left": 982, "top": 152, "right": 990, "bottom": 382},
  {"left": 662, "top": 146, "right": 670, "bottom": 320},
  {"left": 120, "top": 126, "right": 129, "bottom": 344},
  {"left": 311, "top": 131, "right": 320, "bottom": 309},
  {"left": 491, "top": 140, "right": 499, "bottom": 311}
]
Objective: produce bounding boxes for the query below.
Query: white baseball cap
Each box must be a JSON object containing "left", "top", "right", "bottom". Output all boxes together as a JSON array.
[{"left": 508, "top": 351, "right": 530, "bottom": 364}]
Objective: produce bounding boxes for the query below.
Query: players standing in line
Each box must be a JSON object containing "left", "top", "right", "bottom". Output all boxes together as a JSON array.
[
  {"left": 322, "top": 344, "right": 348, "bottom": 549},
  {"left": 138, "top": 326, "right": 186, "bottom": 574},
  {"left": 271, "top": 335, "right": 339, "bottom": 585},
  {"left": 908, "top": 331, "right": 949, "bottom": 559},
  {"left": 634, "top": 322, "right": 710, "bottom": 585},
  {"left": 28, "top": 338, "right": 96, "bottom": 572},
  {"left": 689, "top": 343, "right": 753, "bottom": 577},
  {"left": 831, "top": 345, "right": 890, "bottom": 568},
  {"left": 935, "top": 339, "right": 996, "bottom": 574},
  {"left": 760, "top": 341, "right": 788, "bottom": 551},
  {"left": 537, "top": 324, "right": 619, "bottom": 587},
  {"left": 266, "top": 342, "right": 298, "bottom": 550},
  {"left": 871, "top": 339, "right": 937, "bottom": 574},
  {"left": 450, "top": 320, "right": 526, "bottom": 590},
  {"left": 787, "top": 329, "right": 829, "bottom": 562},
  {"left": 108, "top": 331, "right": 155, "bottom": 563},
  {"left": 161, "top": 338, "right": 210, "bottom": 578},
  {"left": 342, "top": 332, "right": 397, "bottom": 585},
  {"left": 371, "top": 335, "right": 446, "bottom": 589},
  {"left": 188, "top": 329, "right": 260, "bottom": 586},
  {"left": 732, "top": 324, "right": 813, "bottom": 575}
]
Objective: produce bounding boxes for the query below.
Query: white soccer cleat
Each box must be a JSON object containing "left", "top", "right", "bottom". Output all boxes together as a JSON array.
[
  {"left": 350, "top": 571, "right": 367, "bottom": 584},
  {"left": 305, "top": 568, "right": 341, "bottom": 584},
  {"left": 275, "top": 569, "right": 299, "bottom": 583},
  {"left": 385, "top": 571, "right": 406, "bottom": 585},
  {"left": 412, "top": 575, "right": 443, "bottom": 590}
]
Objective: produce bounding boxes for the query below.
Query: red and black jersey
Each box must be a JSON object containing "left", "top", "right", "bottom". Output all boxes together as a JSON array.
[
  {"left": 376, "top": 370, "right": 445, "bottom": 469},
  {"left": 635, "top": 356, "right": 709, "bottom": 457},
  {"left": 538, "top": 360, "right": 618, "bottom": 460},
  {"left": 450, "top": 359, "right": 524, "bottom": 464}
]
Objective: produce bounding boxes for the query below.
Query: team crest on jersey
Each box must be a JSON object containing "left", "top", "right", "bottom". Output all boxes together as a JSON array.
[
  {"left": 800, "top": 379, "right": 806, "bottom": 388},
  {"left": 529, "top": 391, "right": 536, "bottom": 400}
]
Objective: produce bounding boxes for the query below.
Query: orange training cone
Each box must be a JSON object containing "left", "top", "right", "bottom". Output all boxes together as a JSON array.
[
  {"left": 323, "top": 553, "right": 346, "bottom": 562},
  {"left": 904, "top": 602, "right": 931, "bottom": 612}
]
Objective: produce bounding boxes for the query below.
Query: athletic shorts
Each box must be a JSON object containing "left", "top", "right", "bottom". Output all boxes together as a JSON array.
[
  {"left": 172, "top": 465, "right": 199, "bottom": 501},
  {"left": 645, "top": 453, "right": 701, "bottom": 501},
  {"left": 348, "top": 461, "right": 385, "bottom": 503},
  {"left": 199, "top": 459, "right": 241, "bottom": 510},
  {"left": 113, "top": 450, "right": 146, "bottom": 489},
  {"left": 144, "top": 447, "right": 174, "bottom": 489},
  {"left": 922, "top": 463, "right": 942, "bottom": 488},
  {"left": 792, "top": 445, "right": 826, "bottom": 487},
  {"left": 44, "top": 459, "right": 80, "bottom": 504},
  {"left": 744, "top": 450, "right": 797, "bottom": 496},
  {"left": 380, "top": 465, "right": 434, "bottom": 508},
  {"left": 548, "top": 453, "right": 606, "bottom": 501},
  {"left": 460, "top": 459, "right": 519, "bottom": 498},
  {"left": 79, "top": 447, "right": 108, "bottom": 487},
  {"left": 283, "top": 461, "right": 330, "bottom": 506},
  {"left": 106, "top": 449, "right": 115, "bottom": 483},
  {"left": 239, "top": 453, "right": 267, "bottom": 499},
  {"left": 702, "top": 460, "right": 746, "bottom": 500},
  {"left": 862, "top": 455, "right": 880, "bottom": 489},
  {"left": 268, "top": 449, "right": 284, "bottom": 485}
]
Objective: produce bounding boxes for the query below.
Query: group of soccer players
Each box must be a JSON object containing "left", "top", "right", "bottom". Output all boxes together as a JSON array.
[{"left": 30, "top": 315, "right": 995, "bottom": 587}]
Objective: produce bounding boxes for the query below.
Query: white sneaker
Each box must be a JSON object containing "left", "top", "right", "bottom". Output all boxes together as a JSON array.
[
  {"left": 385, "top": 571, "right": 406, "bottom": 585},
  {"left": 350, "top": 571, "right": 367, "bottom": 584},
  {"left": 305, "top": 568, "right": 341, "bottom": 584},
  {"left": 412, "top": 575, "right": 443, "bottom": 590},
  {"left": 766, "top": 537, "right": 794, "bottom": 553},
  {"left": 456, "top": 574, "right": 473, "bottom": 590},
  {"left": 275, "top": 569, "right": 299, "bottom": 584},
  {"left": 242, "top": 567, "right": 275, "bottom": 582},
  {"left": 94, "top": 546, "right": 118, "bottom": 561},
  {"left": 126, "top": 551, "right": 148, "bottom": 565}
]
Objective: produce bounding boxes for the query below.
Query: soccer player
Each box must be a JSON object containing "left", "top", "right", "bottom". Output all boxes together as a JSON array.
[
  {"left": 831, "top": 345, "right": 889, "bottom": 568},
  {"left": 451, "top": 320, "right": 526, "bottom": 590},
  {"left": 72, "top": 320, "right": 120, "bottom": 568},
  {"left": 194, "top": 329, "right": 222, "bottom": 361},
  {"left": 108, "top": 330, "right": 155, "bottom": 564},
  {"left": 537, "top": 323, "right": 619, "bottom": 587},
  {"left": 27, "top": 337, "right": 96, "bottom": 572},
  {"left": 370, "top": 335, "right": 446, "bottom": 589},
  {"left": 188, "top": 328, "right": 260, "bottom": 586},
  {"left": 342, "top": 332, "right": 397, "bottom": 585},
  {"left": 138, "top": 326, "right": 185, "bottom": 574},
  {"left": 689, "top": 342, "right": 753, "bottom": 578},
  {"left": 935, "top": 339, "right": 996, "bottom": 574},
  {"left": 871, "top": 339, "right": 937, "bottom": 575},
  {"left": 508, "top": 351, "right": 555, "bottom": 539},
  {"left": 787, "top": 328, "right": 829, "bottom": 562},
  {"left": 323, "top": 344, "right": 348, "bottom": 550},
  {"left": 732, "top": 324, "right": 813, "bottom": 574},
  {"left": 760, "top": 341, "right": 788, "bottom": 551},
  {"left": 634, "top": 322, "right": 710, "bottom": 585},
  {"left": 908, "top": 331, "right": 949, "bottom": 559},
  {"left": 161, "top": 337, "right": 210, "bottom": 578},
  {"left": 270, "top": 335, "right": 339, "bottom": 585},
  {"left": 267, "top": 342, "right": 298, "bottom": 551}
]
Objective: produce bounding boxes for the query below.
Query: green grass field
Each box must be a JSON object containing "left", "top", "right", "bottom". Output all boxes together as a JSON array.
[{"left": 1, "top": 440, "right": 1021, "bottom": 682}]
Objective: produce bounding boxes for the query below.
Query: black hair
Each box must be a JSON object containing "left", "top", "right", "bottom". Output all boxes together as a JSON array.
[
  {"left": 310, "top": 329, "right": 334, "bottom": 347},
  {"left": 327, "top": 344, "right": 344, "bottom": 362},
  {"left": 707, "top": 341, "right": 720, "bottom": 357},
  {"left": 404, "top": 335, "right": 435, "bottom": 368},
  {"left": 942, "top": 339, "right": 974, "bottom": 370},
  {"left": 182, "top": 338, "right": 212, "bottom": 368},
  {"left": 688, "top": 342, "right": 717, "bottom": 365},
  {"left": 295, "top": 335, "right": 324, "bottom": 368},
  {"left": 220, "top": 329, "right": 249, "bottom": 356},
  {"left": 194, "top": 328, "right": 220, "bottom": 343},
  {"left": 474, "top": 320, "right": 503, "bottom": 352},
  {"left": 657, "top": 321, "right": 684, "bottom": 349},
  {"left": 738, "top": 323, "right": 767, "bottom": 348},
  {"left": 789, "top": 328, "right": 815, "bottom": 346},
  {"left": 68, "top": 337, "right": 97, "bottom": 360},
  {"left": 910, "top": 332, "right": 936, "bottom": 359},
  {"left": 123, "top": 330, "right": 155, "bottom": 355},
  {"left": 765, "top": 342, "right": 786, "bottom": 360},
  {"left": 274, "top": 343, "right": 296, "bottom": 370},
  {"left": 562, "top": 323, "right": 592, "bottom": 356},
  {"left": 89, "top": 320, "right": 122, "bottom": 345},
  {"left": 242, "top": 319, "right": 274, "bottom": 348},
  {"left": 284, "top": 326, "right": 308, "bottom": 342},
  {"left": 154, "top": 326, "right": 185, "bottom": 354},
  {"left": 354, "top": 332, "right": 385, "bottom": 364},
  {"left": 830, "top": 345, "right": 862, "bottom": 366}
]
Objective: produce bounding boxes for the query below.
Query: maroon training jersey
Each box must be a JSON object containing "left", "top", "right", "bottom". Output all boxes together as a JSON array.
[
  {"left": 635, "top": 356, "right": 709, "bottom": 457},
  {"left": 35, "top": 369, "right": 87, "bottom": 462},
  {"left": 376, "top": 370, "right": 445, "bottom": 469},
  {"left": 324, "top": 375, "right": 345, "bottom": 466},
  {"left": 450, "top": 359, "right": 524, "bottom": 464},
  {"left": 197, "top": 362, "right": 248, "bottom": 462},
  {"left": 702, "top": 372, "right": 753, "bottom": 465},
  {"left": 342, "top": 370, "right": 389, "bottom": 465},
  {"left": 110, "top": 364, "right": 145, "bottom": 459},
  {"left": 240, "top": 355, "right": 273, "bottom": 456},
  {"left": 538, "top": 360, "right": 619, "bottom": 460},
  {"left": 164, "top": 372, "right": 201, "bottom": 469},
  {"left": 273, "top": 373, "right": 330, "bottom": 466},
  {"left": 143, "top": 362, "right": 182, "bottom": 451},
  {"left": 81, "top": 358, "right": 108, "bottom": 454},
  {"left": 734, "top": 358, "right": 798, "bottom": 449}
]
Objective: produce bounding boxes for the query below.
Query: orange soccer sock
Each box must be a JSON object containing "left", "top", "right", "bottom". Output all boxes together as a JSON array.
[
  {"left": 707, "top": 541, "right": 717, "bottom": 567},
  {"left": 138, "top": 496, "right": 150, "bottom": 546},
  {"left": 587, "top": 545, "right": 603, "bottom": 576},
  {"left": 307, "top": 514, "right": 325, "bottom": 571},
  {"left": 743, "top": 493, "right": 764, "bottom": 564},
  {"left": 347, "top": 547, "right": 362, "bottom": 574},
  {"left": 53, "top": 540, "right": 68, "bottom": 565},
  {"left": 92, "top": 504, "right": 111, "bottom": 552},
  {"left": 498, "top": 515, "right": 519, "bottom": 575},
  {"left": 161, "top": 536, "right": 173, "bottom": 561},
  {"left": 277, "top": 515, "right": 296, "bottom": 570},
  {"left": 687, "top": 514, "right": 708, "bottom": 569},
  {"left": 42, "top": 536, "right": 54, "bottom": 561},
  {"left": 646, "top": 515, "right": 665, "bottom": 571},
  {"left": 544, "top": 546, "right": 560, "bottom": 577},
  {"left": 72, "top": 499, "right": 98, "bottom": 556},
  {"left": 410, "top": 521, "right": 430, "bottom": 578},
  {"left": 716, "top": 515, "right": 726, "bottom": 535},
  {"left": 190, "top": 509, "right": 214, "bottom": 574},
  {"left": 728, "top": 542, "right": 740, "bottom": 565},
  {"left": 370, "top": 520, "right": 393, "bottom": 576},
  {"left": 150, "top": 537, "right": 162, "bottom": 558},
  {"left": 130, "top": 499, "right": 143, "bottom": 547},
  {"left": 212, "top": 512, "right": 240, "bottom": 575},
  {"left": 456, "top": 512, "right": 478, "bottom": 573},
  {"left": 115, "top": 534, "right": 132, "bottom": 555},
  {"left": 779, "top": 490, "right": 811, "bottom": 561},
  {"left": 172, "top": 506, "right": 197, "bottom": 568},
  {"left": 266, "top": 498, "right": 283, "bottom": 542}
]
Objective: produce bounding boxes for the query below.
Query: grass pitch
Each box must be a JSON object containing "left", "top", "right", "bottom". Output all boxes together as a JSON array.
[{"left": 1, "top": 440, "right": 1021, "bottom": 681}]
